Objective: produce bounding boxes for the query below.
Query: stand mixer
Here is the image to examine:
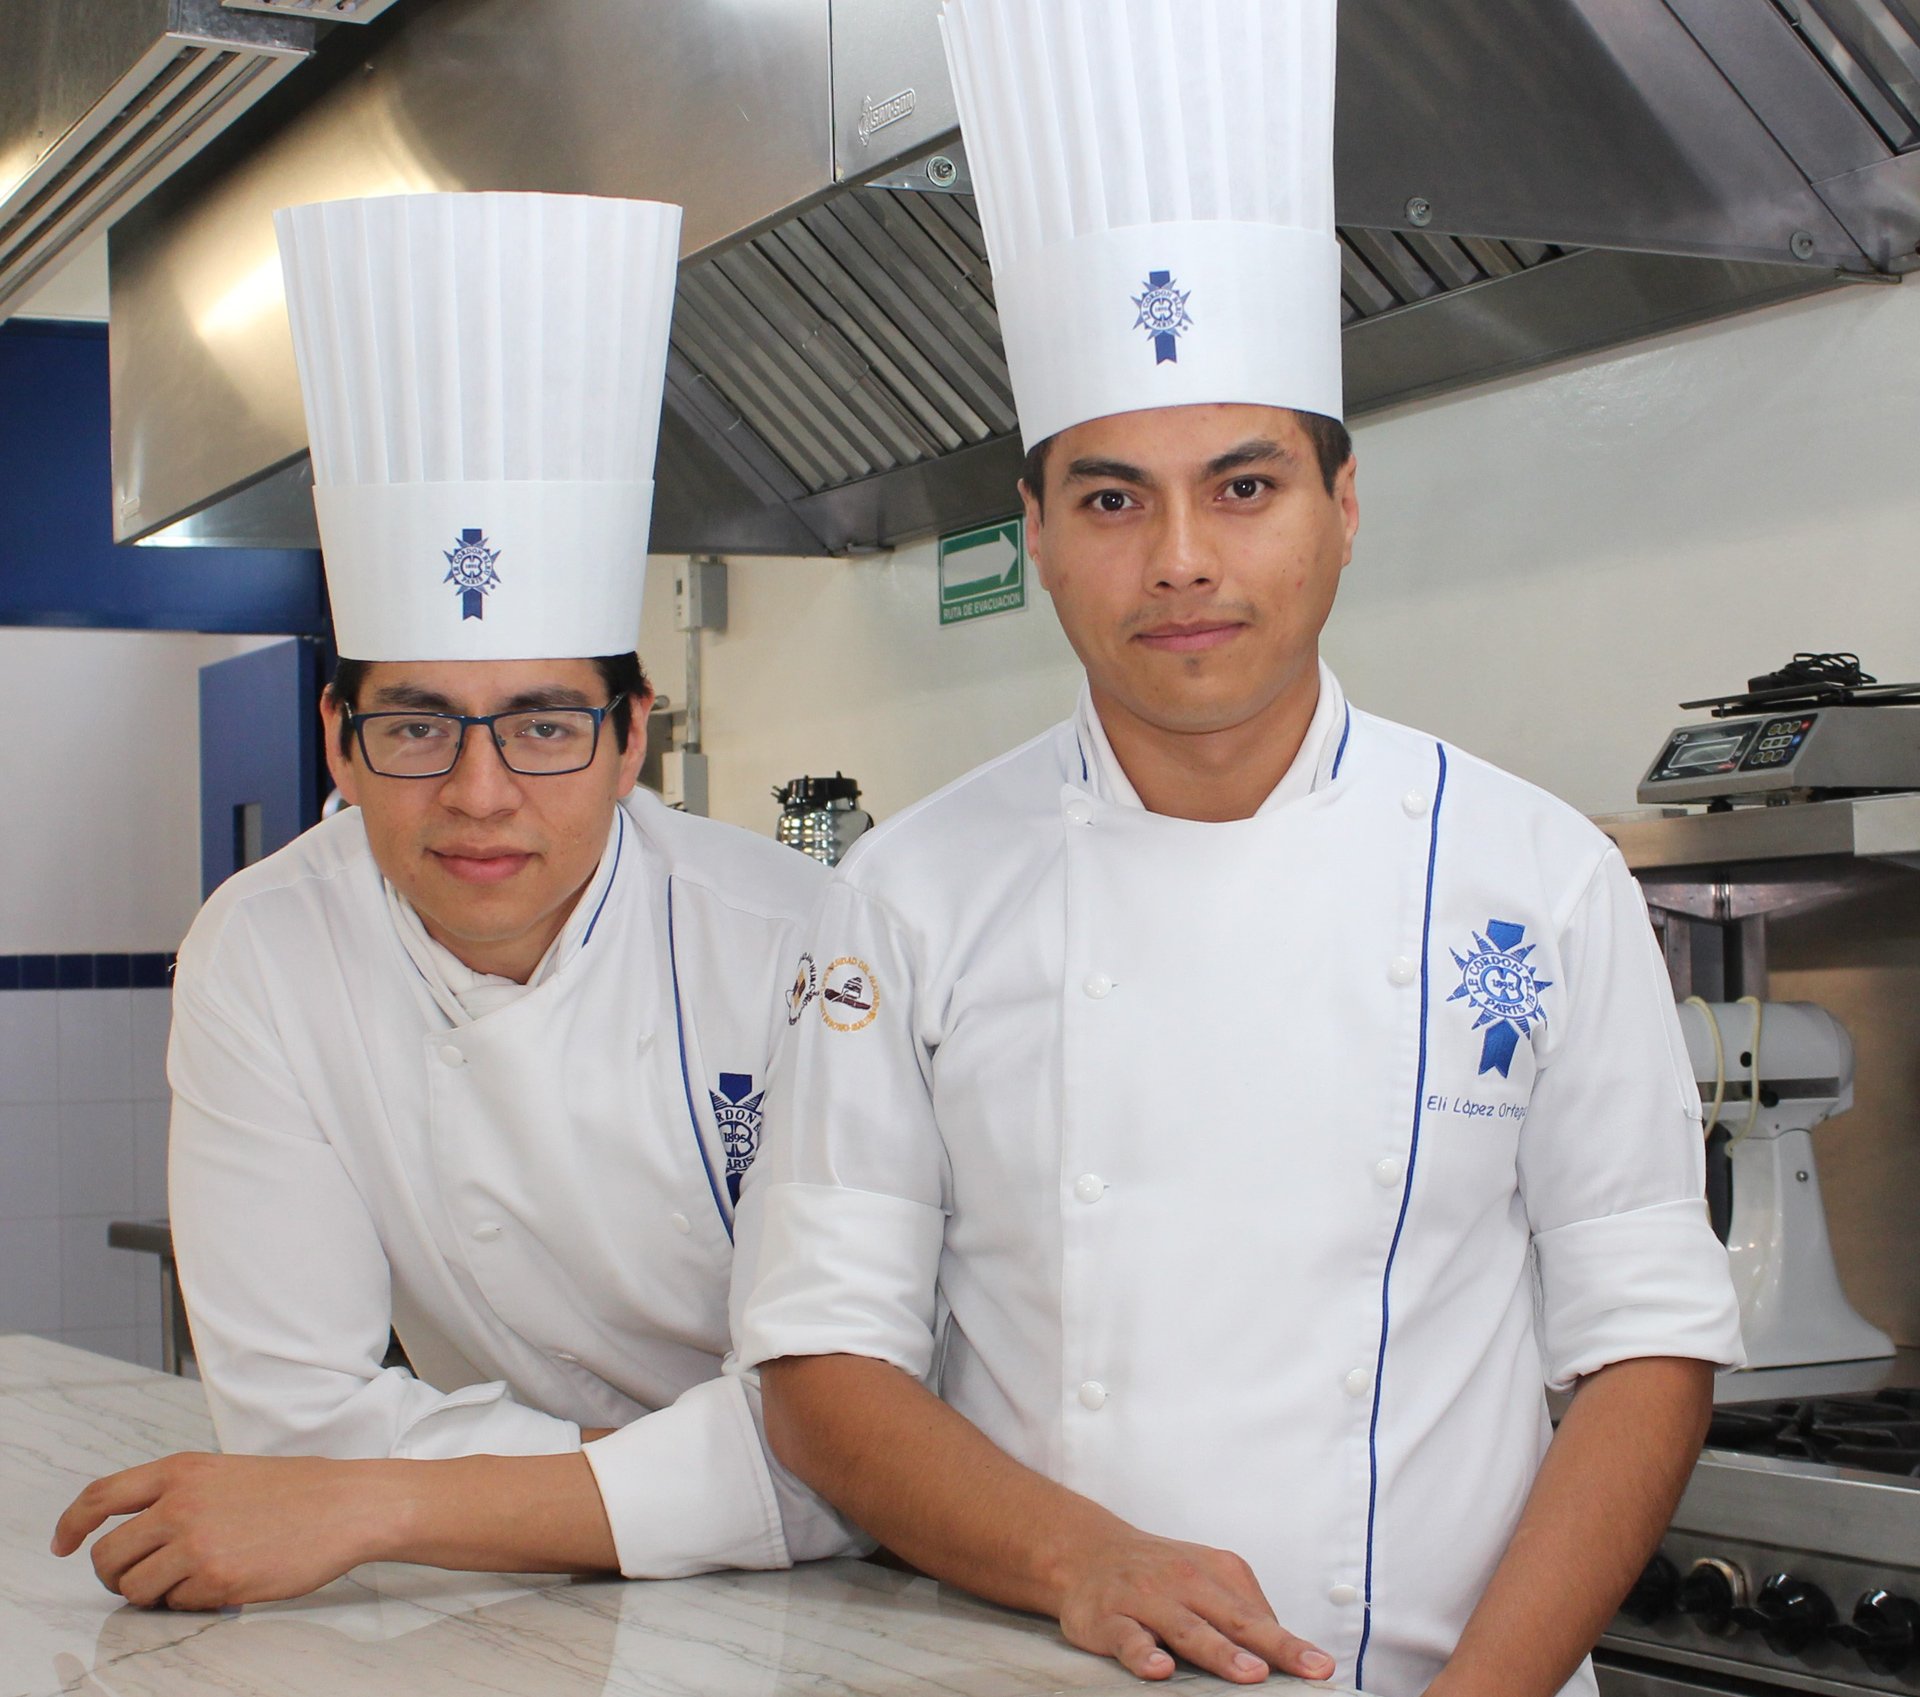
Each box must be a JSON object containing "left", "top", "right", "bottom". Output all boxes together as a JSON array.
[{"left": 1674, "top": 1001, "right": 1893, "bottom": 1371}]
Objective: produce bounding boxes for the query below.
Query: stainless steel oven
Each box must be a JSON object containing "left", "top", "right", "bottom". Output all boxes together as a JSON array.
[{"left": 1597, "top": 1355, "right": 1920, "bottom": 1697}]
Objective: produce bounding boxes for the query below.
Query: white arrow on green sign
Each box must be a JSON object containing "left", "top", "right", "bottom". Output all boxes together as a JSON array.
[{"left": 938, "top": 517, "right": 1026, "bottom": 626}]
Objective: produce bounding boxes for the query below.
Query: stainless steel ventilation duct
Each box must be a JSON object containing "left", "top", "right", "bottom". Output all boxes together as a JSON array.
[
  {"left": 106, "top": 0, "right": 1920, "bottom": 559},
  {"left": 0, "top": 0, "right": 311, "bottom": 317}
]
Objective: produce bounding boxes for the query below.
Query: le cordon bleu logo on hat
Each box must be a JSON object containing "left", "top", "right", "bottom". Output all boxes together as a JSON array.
[
  {"left": 442, "top": 528, "right": 502, "bottom": 621},
  {"left": 1132, "top": 270, "right": 1192, "bottom": 364}
]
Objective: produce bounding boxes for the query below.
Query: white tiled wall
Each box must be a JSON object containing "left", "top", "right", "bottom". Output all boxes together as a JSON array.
[{"left": 0, "top": 989, "right": 171, "bottom": 1366}]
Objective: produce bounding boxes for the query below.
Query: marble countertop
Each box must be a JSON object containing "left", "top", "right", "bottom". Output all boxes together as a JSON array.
[{"left": 0, "top": 1335, "right": 1266, "bottom": 1697}]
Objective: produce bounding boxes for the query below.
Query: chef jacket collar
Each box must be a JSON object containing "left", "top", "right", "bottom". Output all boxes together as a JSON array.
[
  {"left": 385, "top": 805, "right": 627, "bottom": 1027},
  {"left": 1072, "top": 659, "right": 1348, "bottom": 817}
]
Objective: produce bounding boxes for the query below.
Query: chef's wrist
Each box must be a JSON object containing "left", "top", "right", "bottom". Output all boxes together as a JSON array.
[
  {"left": 356, "top": 1458, "right": 425, "bottom": 1565},
  {"left": 1027, "top": 1497, "right": 1135, "bottom": 1616}
]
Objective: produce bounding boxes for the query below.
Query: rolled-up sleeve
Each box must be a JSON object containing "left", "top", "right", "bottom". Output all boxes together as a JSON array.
[
  {"left": 733, "top": 879, "right": 950, "bottom": 1383},
  {"left": 1519, "top": 850, "right": 1745, "bottom": 1389}
]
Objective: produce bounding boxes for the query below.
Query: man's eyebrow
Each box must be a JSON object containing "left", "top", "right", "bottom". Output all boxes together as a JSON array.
[
  {"left": 497, "top": 687, "right": 595, "bottom": 713},
  {"left": 1202, "top": 438, "right": 1296, "bottom": 479},
  {"left": 1062, "top": 456, "right": 1156, "bottom": 488},
  {"left": 365, "top": 684, "right": 459, "bottom": 712},
  {"left": 362, "top": 684, "right": 596, "bottom": 713}
]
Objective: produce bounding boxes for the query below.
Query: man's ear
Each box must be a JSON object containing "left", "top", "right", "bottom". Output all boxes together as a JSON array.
[
  {"left": 612, "top": 686, "right": 654, "bottom": 798},
  {"left": 1334, "top": 452, "right": 1360, "bottom": 571},
  {"left": 1018, "top": 479, "right": 1049, "bottom": 591},
  {"left": 320, "top": 690, "right": 361, "bottom": 807}
]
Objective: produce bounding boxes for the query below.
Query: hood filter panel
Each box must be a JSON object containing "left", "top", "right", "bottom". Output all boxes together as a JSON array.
[
  {"left": 1783, "top": 0, "right": 1920, "bottom": 151},
  {"left": 668, "top": 187, "right": 1574, "bottom": 500}
]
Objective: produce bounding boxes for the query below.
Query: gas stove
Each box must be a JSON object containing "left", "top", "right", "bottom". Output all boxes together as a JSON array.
[
  {"left": 1597, "top": 1355, "right": 1920, "bottom": 1697},
  {"left": 1705, "top": 1391, "right": 1920, "bottom": 1478}
]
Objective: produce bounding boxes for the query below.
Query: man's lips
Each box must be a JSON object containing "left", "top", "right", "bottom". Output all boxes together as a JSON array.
[
  {"left": 430, "top": 848, "right": 535, "bottom": 885},
  {"left": 1133, "top": 621, "right": 1245, "bottom": 654}
]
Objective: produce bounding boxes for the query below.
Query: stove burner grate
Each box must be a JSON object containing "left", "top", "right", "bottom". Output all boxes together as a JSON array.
[{"left": 1708, "top": 1389, "right": 1920, "bottom": 1477}]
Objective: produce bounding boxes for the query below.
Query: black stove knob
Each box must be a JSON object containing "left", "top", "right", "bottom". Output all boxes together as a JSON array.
[
  {"left": 1677, "top": 1560, "right": 1745, "bottom": 1634},
  {"left": 1732, "top": 1573, "right": 1835, "bottom": 1657},
  {"left": 1623, "top": 1555, "right": 1680, "bottom": 1625},
  {"left": 1830, "top": 1590, "right": 1920, "bottom": 1675}
]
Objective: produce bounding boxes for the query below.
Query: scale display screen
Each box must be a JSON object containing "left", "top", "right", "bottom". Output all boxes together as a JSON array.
[
  {"left": 1644, "top": 715, "right": 1821, "bottom": 791},
  {"left": 1650, "top": 722, "right": 1764, "bottom": 782}
]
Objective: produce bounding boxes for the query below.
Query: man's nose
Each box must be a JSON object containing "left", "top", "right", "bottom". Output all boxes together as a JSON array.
[
  {"left": 1148, "top": 498, "right": 1216, "bottom": 591},
  {"left": 438, "top": 725, "right": 523, "bottom": 812}
]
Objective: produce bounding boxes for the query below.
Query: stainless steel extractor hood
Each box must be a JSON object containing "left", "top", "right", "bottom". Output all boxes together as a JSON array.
[
  {"left": 106, "top": 0, "right": 1920, "bottom": 559},
  {"left": 0, "top": 0, "right": 312, "bottom": 318}
]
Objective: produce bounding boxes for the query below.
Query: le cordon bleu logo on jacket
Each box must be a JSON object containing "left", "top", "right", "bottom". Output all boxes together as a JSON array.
[
  {"left": 1449, "top": 919, "right": 1551, "bottom": 1078},
  {"left": 709, "top": 1072, "right": 767, "bottom": 1203}
]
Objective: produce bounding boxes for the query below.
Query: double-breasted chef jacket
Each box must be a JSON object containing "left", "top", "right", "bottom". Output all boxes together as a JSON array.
[
  {"left": 735, "top": 664, "right": 1744, "bottom": 1696},
  {"left": 169, "top": 784, "right": 851, "bottom": 1578}
]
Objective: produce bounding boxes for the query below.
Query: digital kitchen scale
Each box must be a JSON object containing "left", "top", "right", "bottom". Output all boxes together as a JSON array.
[
  {"left": 1637, "top": 656, "right": 1920, "bottom": 806},
  {"left": 1638, "top": 707, "right": 1920, "bottom": 805}
]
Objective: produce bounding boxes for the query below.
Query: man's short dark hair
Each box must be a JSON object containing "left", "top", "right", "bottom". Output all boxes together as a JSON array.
[
  {"left": 327, "top": 652, "right": 649, "bottom": 760},
  {"left": 1019, "top": 408, "right": 1354, "bottom": 511}
]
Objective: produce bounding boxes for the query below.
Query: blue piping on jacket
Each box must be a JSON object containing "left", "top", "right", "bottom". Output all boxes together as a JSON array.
[
  {"left": 579, "top": 806, "right": 625, "bottom": 949},
  {"left": 1331, "top": 703, "right": 1353, "bottom": 780},
  {"left": 666, "top": 875, "right": 734, "bottom": 1239},
  {"left": 1356, "top": 741, "right": 1448, "bottom": 1687}
]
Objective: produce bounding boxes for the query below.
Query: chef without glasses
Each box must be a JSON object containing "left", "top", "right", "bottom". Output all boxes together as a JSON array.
[
  {"left": 732, "top": 1, "right": 1744, "bottom": 1692},
  {"left": 53, "top": 191, "right": 853, "bottom": 1608}
]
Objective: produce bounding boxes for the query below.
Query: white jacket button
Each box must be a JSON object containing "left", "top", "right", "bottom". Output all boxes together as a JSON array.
[
  {"left": 553, "top": 1350, "right": 579, "bottom": 1364},
  {"left": 1065, "top": 797, "right": 1094, "bottom": 826},
  {"left": 1343, "top": 1367, "right": 1373, "bottom": 1398},
  {"left": 1402, "top": 790, "right": 1430, "bottom": 818},
  {"left": 439, "top": 1044, "right": 466, "bottom": 1067},
  {"left": 472, "top": 1220, "right": 502, "bottom": 1242},
  {"left": 1387, "top": 956, "right": 1417, "bottom": 986},
  {"left": 1078, "top": 1380, "right": 1108, "bottom": 1411},
  {"left": 1329, "top": 1583, "right": 1360, "bottom": 1606},
  {"left": 1083, "top": 974, "right": 1114, "bottom": 1000},
  {"left": 670, "top": 1212, "right": 691, "bottom": 1235},
  {"left": 1073, "top": 1173, "right": 1106, "bottom": 1204},
  {"left": 1373, "top": 1156, "right": 1404, "bottom": 1188}
]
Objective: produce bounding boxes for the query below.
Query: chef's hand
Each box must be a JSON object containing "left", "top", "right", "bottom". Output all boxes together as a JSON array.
[
  {"left": 1053, "top": 1526, "right": 1336, "bottom": 1685},
  {"left": 51, "top": 1452, "right": 385, "bottom": 1609}
]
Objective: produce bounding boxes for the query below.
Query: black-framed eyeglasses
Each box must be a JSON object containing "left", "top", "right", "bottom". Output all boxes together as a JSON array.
[{"left": 348, "top": 696, "right": 626, "bottom": 778}]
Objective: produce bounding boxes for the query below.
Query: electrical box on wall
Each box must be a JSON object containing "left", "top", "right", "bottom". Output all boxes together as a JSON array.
[
  {"left": 674, "top": 558, "right": 728, "bottom": 632},
  {"left": 659, "top": 751, "right": 710, "bottom": 816}
]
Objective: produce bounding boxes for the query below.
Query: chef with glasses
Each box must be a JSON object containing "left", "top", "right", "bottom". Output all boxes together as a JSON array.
[{"left": 53, "top": 191, "right": 850, "bottom": 1608}]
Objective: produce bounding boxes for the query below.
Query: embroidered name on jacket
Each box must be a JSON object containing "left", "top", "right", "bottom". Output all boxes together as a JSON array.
[
  {"left": 709, "top": 1072, "right": 766, "bottom": 1203},
  {"left": 1449, "top": 919, "right": 1551, "bottom": 1078}
]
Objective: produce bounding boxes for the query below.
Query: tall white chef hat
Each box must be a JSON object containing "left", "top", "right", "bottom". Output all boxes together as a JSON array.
[
  {"left": 274, "top": 192, "right": 681, "bottom": 661},
  {"left": 940, "top": 0, "right": 1342, "bottom": 449}
]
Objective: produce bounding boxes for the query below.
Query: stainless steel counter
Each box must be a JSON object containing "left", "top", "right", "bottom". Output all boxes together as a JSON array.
[{"left": 0, "top": 1334, "right": 1255, "bottom": 1697}]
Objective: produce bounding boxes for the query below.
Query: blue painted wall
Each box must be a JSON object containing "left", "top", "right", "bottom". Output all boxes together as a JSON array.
[{"left": 0, "top": 320, "right": 325, "bottom": 634}]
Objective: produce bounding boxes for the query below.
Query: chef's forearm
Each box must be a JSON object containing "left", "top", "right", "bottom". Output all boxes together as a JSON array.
[
  {"left": 1430, "top": 1355, "right": 1712, "bottom": 1697},
  {"left": 760, "top": 1352, "right": 1121, "bottom": 1616},
  {"left": 371, "top": 1451, "right": 618, "bottom": 1574}
]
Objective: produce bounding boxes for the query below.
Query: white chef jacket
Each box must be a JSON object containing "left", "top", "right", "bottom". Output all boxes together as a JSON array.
[
  {"left": 734, "top": 664, "right": 1744, "bottom": 1696},
  {"left": 169, "top": 785, "right": 855, "bottom": 1577}
]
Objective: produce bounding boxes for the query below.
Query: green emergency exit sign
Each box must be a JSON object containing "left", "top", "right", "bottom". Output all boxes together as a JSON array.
[{"left": 938, "top": 517, "right": 1026, "bottom": 626}]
